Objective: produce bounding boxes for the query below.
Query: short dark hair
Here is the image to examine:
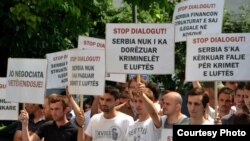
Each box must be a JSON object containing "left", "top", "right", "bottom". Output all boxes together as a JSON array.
[
  {"left": 245, "top": 82, "right": 250, "bottom": 90},
  {"left": 218, "top": 87, "right": 234, "bottom": 98},
  {"left": 238, "top": 104, "right": 249, "bottom": 113},
  {"left": 146, "top": 82, "right": 160, "bottom": 101},
  {"left": 120, "top": 90, "right": 129, "bottom": 99},
  {"left": 116, "top": 82, "right": 128, "bottom": 92},
  {"left": 38, "top": 104, "right": 44, "bottom": 109},
  {"left": 48, "top": 94, "right": 69, "bottom": 109},
  {"left": 105, "top": 85, "right": 120, "bottom": 100},
  {"left": 235, "top": 82, "right": 245, "bottom": 92},
  {"left": 188, "top": 87, "right": 209, "bottom": 108}
]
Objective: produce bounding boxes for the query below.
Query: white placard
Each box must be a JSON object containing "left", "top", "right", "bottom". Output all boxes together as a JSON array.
[
  {"left": 106, "top": 23, "right": 175, "bottom": 74},
  {"left": 173, "top": 0, "right": 224, "bottom": 42},
  {"left": 78, "top": 36, "right": 126, "bottom": 83},
  {"left": 46, "top": 50, "right": 68, "bottom": 89},
  {"left": 186, "top": 33, "right": 250, "bottom": 81},
  {"left": 0, "top": 78, "right": 19, "bottom": 120},
  {"left": 78, "top": 36, "right": 105, "bottom": 49},
  {"left": 161, "top": 129, "right": 173, "bottom": 141},
  {"left": 105, "top": 73, "right": 127, "bottom": 83},
  {"left": 6, "top": 58, "right": 47, "bottom": 104},
  {"left": 113, "top": 0, "right": 123, "bottom": 8},
  {"left": 68, "top": 49, "right": 105, "bottom": 95}
]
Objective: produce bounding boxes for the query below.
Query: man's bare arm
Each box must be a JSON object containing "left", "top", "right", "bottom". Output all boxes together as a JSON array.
[{"left": 20, "top": 110, "right": 40, "bottom": 141}]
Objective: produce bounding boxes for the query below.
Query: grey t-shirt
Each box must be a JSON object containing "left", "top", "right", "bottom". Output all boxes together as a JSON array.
[{"left": 161, "top": 115, "right": 189, "bottom": 129}]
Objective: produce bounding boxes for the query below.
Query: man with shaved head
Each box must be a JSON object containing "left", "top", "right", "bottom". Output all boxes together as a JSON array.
[{"left": 161, "top": 91, "right": 188, "bottom": 128}]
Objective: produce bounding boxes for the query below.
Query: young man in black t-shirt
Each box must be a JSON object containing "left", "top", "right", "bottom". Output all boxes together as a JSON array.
[{"left": 19, "top": 94, "right": 84, "bottom": 141}]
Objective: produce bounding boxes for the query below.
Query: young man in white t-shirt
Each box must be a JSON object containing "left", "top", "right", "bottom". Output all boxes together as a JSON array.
[
  {"left": 187, "top": 88, "right": 213, "bottom": 125},
  {"left": 85, "top": 85, "right": 134, "bottom": 141},
  {"left": 125, "top": 84, "right": 161, "bottom": 141}
]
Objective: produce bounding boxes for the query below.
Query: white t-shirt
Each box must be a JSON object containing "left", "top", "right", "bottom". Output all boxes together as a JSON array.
[
  {"left": 85, "top": 112, "right": 134, "bottom": 141},
  {"left": 187, "top": 118, "right": 213, "bottom": 125},
  {"left": 125, "top": 118, "right": 161, "bottom": 141},
  {"left": 84, "top": 110, "right": 91, "bottom": 130}
]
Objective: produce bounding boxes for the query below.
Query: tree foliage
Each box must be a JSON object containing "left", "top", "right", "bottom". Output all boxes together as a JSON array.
[
  {"left": 223, "top": 6, "right": 250, "bottom": 33},
  {"left": 1, "top": 0, "right": 89, "bottom": 58}
]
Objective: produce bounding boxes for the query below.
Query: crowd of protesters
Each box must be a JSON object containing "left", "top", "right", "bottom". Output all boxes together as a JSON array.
[{"left": 1, "top": 75, "right": 250, "bottom": 141}]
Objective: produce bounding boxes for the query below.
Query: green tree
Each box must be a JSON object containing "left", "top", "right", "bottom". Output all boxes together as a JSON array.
[
  {"left": 223, "top": 6, "right": 250, "bottom": 33},
  {"left": 0, "top": 0, "right": 89, "bottom": 76},
  {"left": 8, "top": 0, "right": 89, "bottom": 57}
]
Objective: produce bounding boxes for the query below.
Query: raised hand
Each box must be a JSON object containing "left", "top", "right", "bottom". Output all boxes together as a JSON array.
[
  {"left": 19, "top": 110, "right": 29, "bottom": 126},
  {"left": 75, "top": 109, "right": 85, "bottom": 128}
]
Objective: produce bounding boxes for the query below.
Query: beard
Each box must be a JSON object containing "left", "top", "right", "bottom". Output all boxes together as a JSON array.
[
  {"left": 100, "top": 105, "right": 114, "bottom": 113},
  {"left": 52, "top": 114, "right": 64, "bottom": 121}
]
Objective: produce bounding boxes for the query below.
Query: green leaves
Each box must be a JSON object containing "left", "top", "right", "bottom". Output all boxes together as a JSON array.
[
  {"left": 10, "top": 3, "right": 41, "bottom": 29},
  {"left": 223, "top": 5, "right": 250, "bottom": 33},
  {"left": 3, "top": 0, "right": 89, "bottom": 58}
]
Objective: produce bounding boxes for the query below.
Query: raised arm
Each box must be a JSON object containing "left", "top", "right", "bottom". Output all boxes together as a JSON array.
[
  {"left": 19, "top": 110, "right": 40, "bottom": 141},
  {"left": 75, "top": 109, "right": 86, "bottom": 141},
  {"left": 192, "top": 81, "right": 202, "bottom": 88},
  {"left": 66, "top": 86, "right": 81, "bottom": 112},
  {"left": 66, "top": 86, "right": 86, "bottom": 141},
  {"left": 138, "top": 83, "right": 161, "bottom": 128}
]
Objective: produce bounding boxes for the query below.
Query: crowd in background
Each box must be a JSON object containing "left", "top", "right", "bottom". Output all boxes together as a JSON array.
[{"left": 1, "top": 76, "right": 250, "bottom": 141}]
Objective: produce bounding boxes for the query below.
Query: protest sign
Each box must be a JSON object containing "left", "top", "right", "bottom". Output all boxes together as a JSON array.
[
  {"left": 78, "top": 36, "right": 126, "bottom": 83},
  {"left": 104, "top": 73, "right": 126, "bottom": 83},
  {"left": 46, "top": 50, "right": 68, "bottom": 89},
  {"left": 6, "top": 58, "right": 47, "bottom": 104},
  {"left": 106, "top": 23, "right": 175, "bottom": 74},
  {"left": 173, "top": 0, "right": 224, "bottom": 42},
  {"left": 68, "top": 49, "right": 105, "bottom": 95},
  {"left": 0, "top": 77, "right": 18, "bottom": 120},
  {"left": 78, "top": 36, "right": 105, "bottom": 49},
  {"left": 113, "top": 0, "right": 123, "bottom": 8},
  {"left": 186, "top": 33, "right": 250, "bottom": 81}
]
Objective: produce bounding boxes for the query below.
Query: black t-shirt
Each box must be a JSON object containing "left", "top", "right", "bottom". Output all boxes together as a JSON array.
[
  {"left": 16, "top": 115, "right": 46, "bottom": 133},
  {"left": 36, "top": 120, "right": 78, "bottom": 141},
  {"left": 221, "top": 113, "right": 235, "bottom": 125}
]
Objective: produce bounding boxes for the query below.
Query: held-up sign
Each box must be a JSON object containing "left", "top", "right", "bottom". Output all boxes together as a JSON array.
[
  {"left": 186, "top": 33, "right": 250, "bottom": 81},
  {"left": 68, "top": 49, "right": 105, "bottom": 95},
  {"left": 78, "top": 36, "right": 105, "bottom": 49},
  {"left": 113, "top": 0, "right": 123, "bottom": 9},
  {"left": 6, "top": 58, "right": 47, "bottom": 104},
  {"left": 46, "top": 50, "right": 68, "bottom": 89},
  {"left": 173, "top": 0, "right": 224, "bottom": 42},
  {"left": 105, "top": 73, "right": 126, "bottom": 83},
  {"left": 0, "top": 77, "right": 19, "bottom": 120},
  {"left": 106, "top": 23, "right": 175, "bottom": 74},
  {"left": 78, "top": 36, "right": 126, "bottom": 83}
]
